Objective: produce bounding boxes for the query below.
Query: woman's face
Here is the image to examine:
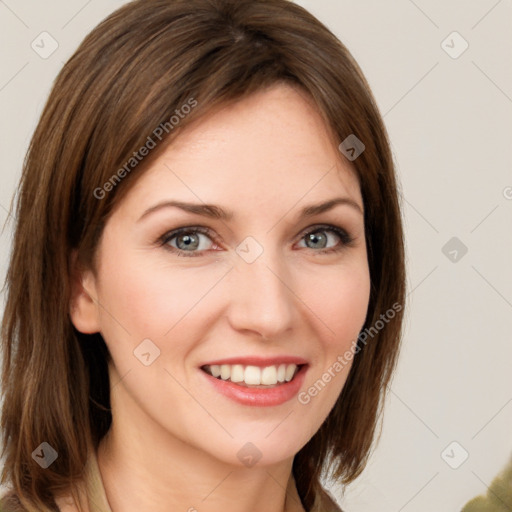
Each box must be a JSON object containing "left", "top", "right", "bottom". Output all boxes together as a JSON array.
[{"left": 73, "top": 83, "right": 371, "bottom": 467}]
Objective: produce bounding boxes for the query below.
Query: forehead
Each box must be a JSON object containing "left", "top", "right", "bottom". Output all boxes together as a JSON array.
[{"left": 118, "top": 83, "right": 362, "bottom": 220}]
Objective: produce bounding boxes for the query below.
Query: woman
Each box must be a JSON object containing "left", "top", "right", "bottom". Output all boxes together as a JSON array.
[{"left": 0, "top": 0, "right": 406, "bottom": 510}]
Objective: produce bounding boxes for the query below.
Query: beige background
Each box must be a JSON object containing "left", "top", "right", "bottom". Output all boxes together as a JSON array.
[{"left": 1, "top": 1, "right": 511, "bottom": 510}]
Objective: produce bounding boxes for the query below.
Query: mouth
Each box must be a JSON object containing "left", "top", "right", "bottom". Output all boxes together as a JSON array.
[{"left": 200, "top": 363, "right": 305, "bottom": 388}]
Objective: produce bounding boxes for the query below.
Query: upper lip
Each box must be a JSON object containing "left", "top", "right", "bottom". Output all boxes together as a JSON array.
[{"left": 200, "top": 355, "right": 309, "bottom": 367}]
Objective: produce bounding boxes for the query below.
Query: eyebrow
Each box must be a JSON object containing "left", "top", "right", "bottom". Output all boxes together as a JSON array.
[{"left": 137, "top": 197, "right": 363, "bottom": 223}]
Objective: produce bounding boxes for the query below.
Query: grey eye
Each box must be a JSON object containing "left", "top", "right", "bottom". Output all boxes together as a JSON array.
[
  {"left": 167, "top": 231, "right": 213, "bottom": 252},
  {"left": 176, "top": 233, "right": 199, "bottom": 250},
  {"left": 299, "top": 228, "right": 342, "bottom": 250},
  {"left": 304, "top": 231, "right": 328, "bottom": 249}
]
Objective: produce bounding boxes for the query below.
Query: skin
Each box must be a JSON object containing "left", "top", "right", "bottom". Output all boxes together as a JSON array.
[{"left": 69, "top": 83, "right": 371, "bottom": 512}]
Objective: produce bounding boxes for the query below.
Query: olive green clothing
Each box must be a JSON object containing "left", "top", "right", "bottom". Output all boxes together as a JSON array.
[{"left": 461, "top": 456, "right": 512, "bottom": 512}]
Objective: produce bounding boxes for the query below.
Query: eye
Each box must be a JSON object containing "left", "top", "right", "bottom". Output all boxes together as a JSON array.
[
  {"left": 159, "top": 226, "right": 218, "bottom": 257},
  {"left": 296, "top": 224, "right": 354, "bottom": 254}
]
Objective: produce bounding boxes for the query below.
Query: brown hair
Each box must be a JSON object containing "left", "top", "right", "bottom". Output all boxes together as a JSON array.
[{"left": 0, "top": 0, "right": 406, "bottom": 510}]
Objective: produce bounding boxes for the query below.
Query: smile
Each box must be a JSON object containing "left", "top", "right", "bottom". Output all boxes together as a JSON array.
[{"left": 199, "top": 362, "right": 309, "bottom": 407}]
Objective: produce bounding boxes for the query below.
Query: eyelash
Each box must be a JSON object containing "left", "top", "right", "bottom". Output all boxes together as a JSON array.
[{"left": 157, "top": 224, "right": 355, "bottom": 258}]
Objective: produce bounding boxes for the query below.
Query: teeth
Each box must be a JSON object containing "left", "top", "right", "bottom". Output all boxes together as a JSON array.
[
  {"left": 277, "top": 364, "right": 286, "bottom": 383},
  {"left": 261, "top": 366, "right": 277, "bottom": 385},
  {"left": 220, "top": 364, "right": 231, "bottom": 380},
  {"left": 244, "top": 365, "right": 261, "bottom": 385},
  {"left": 203, "top": 363, "right": 300, "bottom": 386},
  {"left": 285, "top": 364, "right": 296, "bottom": 382},
  {"left": 231, "top": 364, "right": 244, "bottom": 383}
]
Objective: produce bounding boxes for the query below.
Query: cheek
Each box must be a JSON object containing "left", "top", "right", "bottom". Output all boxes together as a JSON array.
[
  {"left": 96, "top": 250, "right": 228, "bottom": 342},
  {"left": 294, "top": 264, "right": 370, "bottom": 428},
  {"left": 302, "top": 262, "right": 371, "bottom": 349}
]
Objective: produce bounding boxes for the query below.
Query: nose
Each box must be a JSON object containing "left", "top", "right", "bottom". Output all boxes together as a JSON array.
[{"left": 225, "top": 246, "right": 297, "bottom": 341}]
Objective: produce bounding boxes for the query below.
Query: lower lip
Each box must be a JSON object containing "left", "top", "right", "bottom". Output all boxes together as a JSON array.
[{"left": 200, "top": 365, "right": 308, "bottom": 407}]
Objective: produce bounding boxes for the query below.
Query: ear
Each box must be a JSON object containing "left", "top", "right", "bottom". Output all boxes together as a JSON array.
[{"left": 69, "top": 250, "right": 101, "bottom": 334}]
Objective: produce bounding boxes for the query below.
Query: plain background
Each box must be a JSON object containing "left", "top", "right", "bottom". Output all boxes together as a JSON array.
[{"left": 0, "top": 1, "right": 511, "bottom": 511}]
